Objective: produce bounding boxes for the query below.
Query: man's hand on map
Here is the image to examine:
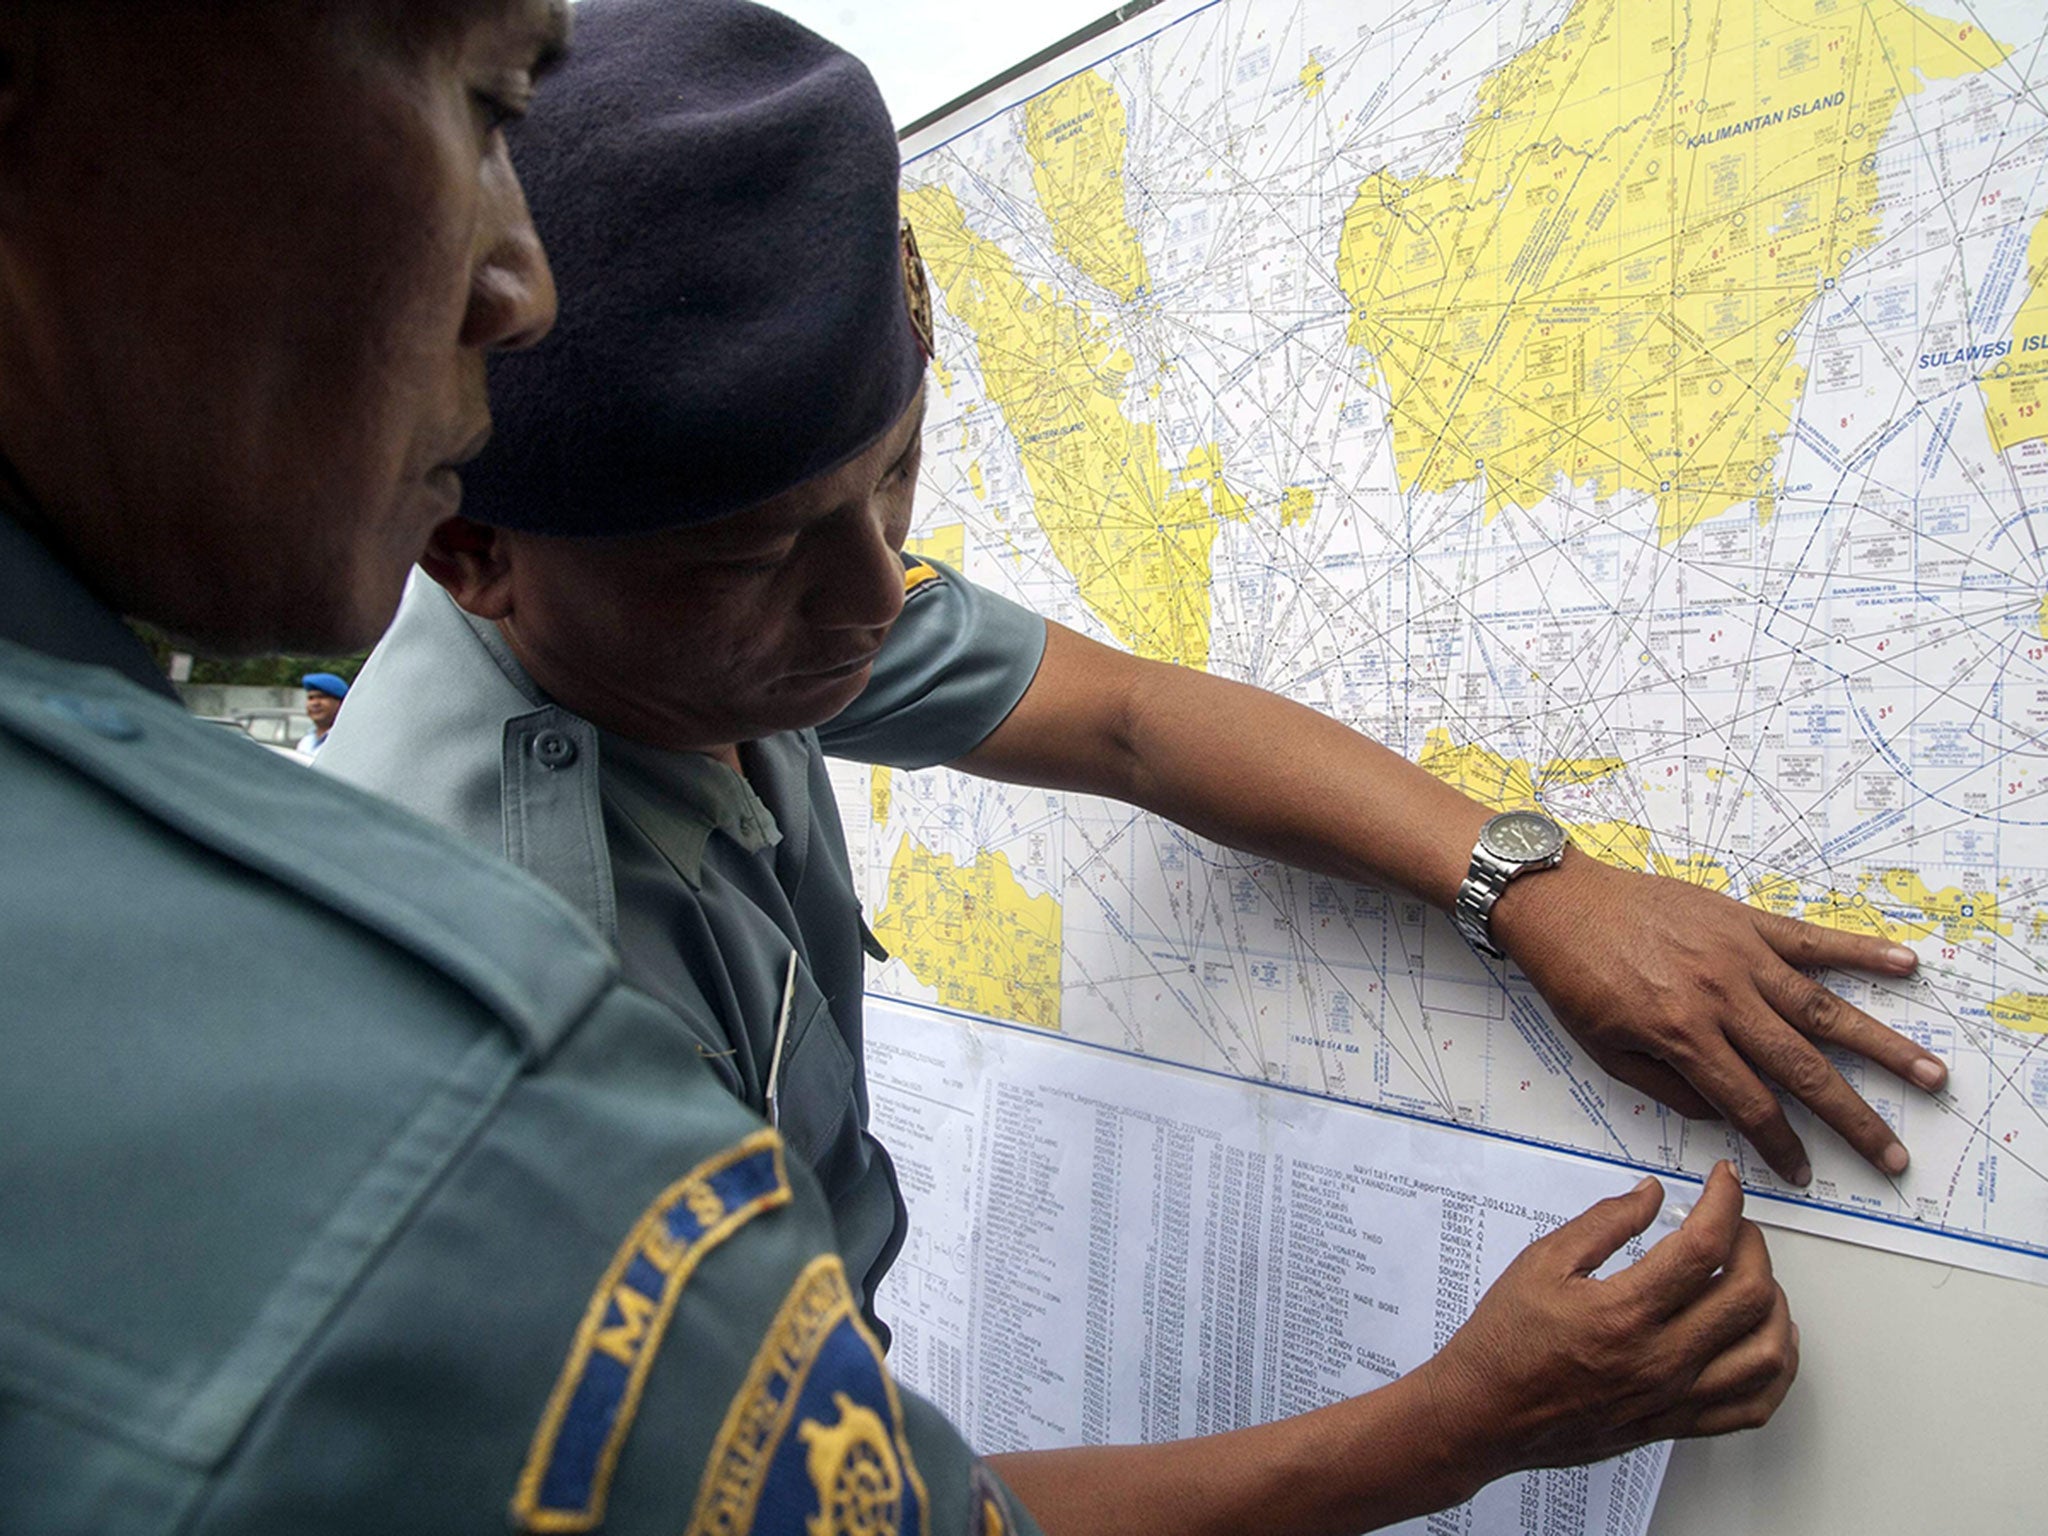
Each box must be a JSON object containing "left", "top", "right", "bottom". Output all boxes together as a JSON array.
[
  {"left": 962, "top": 623, "right": 1948, "bottom": 1184},
  {"left": 1491, "top": 852, "right": 1948, "bottom": 1185},
  {"left": 1420, "top": 1163, "right": 1796, "bottom": 1493}
]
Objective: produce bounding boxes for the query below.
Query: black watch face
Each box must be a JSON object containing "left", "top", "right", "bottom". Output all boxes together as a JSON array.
[{"left": 1482, "top": 810, "right": 1565, "bottom": 863}]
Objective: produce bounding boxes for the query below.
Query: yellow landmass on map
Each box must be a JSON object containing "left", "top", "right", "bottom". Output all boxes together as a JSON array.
[
  {"left": 904, "top": 182, "right": 1251, "bottom": 668},
  {"left": 2038, "top": 593, "right": 2048, "bottom": 640},
  {"left": 1743, "top": 868, "right": 2003, "bottom": 942},
  {"left": 1417, "top": 732, "right": 1668, "bottom": 869},
  {"left": 1747, "top": 876, "right": 1900, "bottom": 937},
  {"left": 869, "top": 766, "right": 892, "bottom": 827},
  {"left": 1025, "top": 71, "right": 1150, "bottom": 302},
  {"left": 1420, "top": 730, "right": 1539, "bottom": 806},
  {"left": 1336, "top": 0, "right": 2007, "bottom": 543},
  {"left": 1414, "top": 734, "right": 2009, "bottom": 943},
  {"left": 1652, "top": 853, "right": 1735, "bottom": 892},
  {"left": 1573, "top": 819, "right": 1656, "bottom": 873},
  {"left": 1300, "top": 58, "right": 1325, "bottom": 99},
  {"left": 1542, "top": 755, "right": 1628, "bottom": 784},
  {"left": 872, "top": 835, "right": 1063, "bottom": 1031},
  {"left": 1990, "top": 993, "right": 2048, "bottom": 1035},
  {"left": 1980, "top": 210, "right": 2048, "bottom": 452},
  {"left": 1281, "top": 486, "right": 1317, "bottom": 527},
  {"left": 1875, "top": 870, "right": 2009, "bottom": 942},
  {"left": 1418, "top": 728, "right": 1627, "bottom": 808},
  {"left": 906, "top": 523, "right": 966, "bottom": 568}
]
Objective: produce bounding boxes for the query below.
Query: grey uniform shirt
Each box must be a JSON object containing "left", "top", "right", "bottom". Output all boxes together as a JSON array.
[
  {"left": 322, "top": 557, "right": 1048, "bottom": 1326},
  {"left": 0, "top": 502, "right": 1040, "bottom": 1536}
]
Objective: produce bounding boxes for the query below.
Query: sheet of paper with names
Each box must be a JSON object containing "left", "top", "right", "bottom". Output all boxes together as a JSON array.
[{"left": 867, "top": 997, "right": 1676, "bottom": 1536}]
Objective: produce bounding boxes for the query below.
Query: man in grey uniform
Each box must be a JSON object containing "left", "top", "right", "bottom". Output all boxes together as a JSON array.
[
  {"left": 0, "top": 3, "right": 1043, "bottom": 1531},
  {"left": 325, "top": 3, "right": 1811, "bottom": 1530}
]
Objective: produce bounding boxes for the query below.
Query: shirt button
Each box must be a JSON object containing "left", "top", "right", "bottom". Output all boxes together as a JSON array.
[
  {"left": 532, "top": 729, "right": 578, "bottom": 770},
  {"left": 43, "top": 694, "right": 142, "bottom": 741}
]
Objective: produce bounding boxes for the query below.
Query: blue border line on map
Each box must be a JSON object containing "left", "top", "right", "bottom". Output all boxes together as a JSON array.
[{"left": 867, "top": 992, "right": 2048, "bottom": 1265}]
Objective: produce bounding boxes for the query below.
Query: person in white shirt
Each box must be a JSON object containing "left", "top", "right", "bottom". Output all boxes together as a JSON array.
[{"left": 295, "top": 671, "right": 349, "bottom": 757}]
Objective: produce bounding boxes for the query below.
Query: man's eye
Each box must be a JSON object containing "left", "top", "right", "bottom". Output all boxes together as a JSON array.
[{"left": 472, "top": 89, "right": 526, "bottom": 135}]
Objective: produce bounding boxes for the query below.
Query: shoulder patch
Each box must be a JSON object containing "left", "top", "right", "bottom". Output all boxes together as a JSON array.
[
  {"left": 903, "top": 561, "right": 944, "bottom": 601},
  {"left": 684, "top": 1254, "right": 930, "bottom": 1536},
  {"left": 513, "top": 1131, "right": 793, "bottom": 1533},
  {"left": 970, "top": 1464, "right": 1012, "bottom": 1536}
]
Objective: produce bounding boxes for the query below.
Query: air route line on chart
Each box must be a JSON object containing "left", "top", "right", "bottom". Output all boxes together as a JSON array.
[{"left": 1068, "top": 805, "right": 1461, "bottom": 1109}]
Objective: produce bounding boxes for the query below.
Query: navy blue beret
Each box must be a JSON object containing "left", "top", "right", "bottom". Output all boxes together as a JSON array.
[{"left": 462, "top": 0, "right": 927, "bottom": 536}]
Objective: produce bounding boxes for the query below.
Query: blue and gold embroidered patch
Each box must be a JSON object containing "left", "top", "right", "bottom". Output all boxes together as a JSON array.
[
  {"left": 902, "top": 560, "right": 943, "bottom": 601},
  {"left": 684, "top": 1254, "right": 929, "bottom": 1536},
  {"left": 512, "top": 1131, "right": 792, "bottom": 1533},
  {"left": 970, "top": 1464, "right": 1011, "bottom": 1536}
]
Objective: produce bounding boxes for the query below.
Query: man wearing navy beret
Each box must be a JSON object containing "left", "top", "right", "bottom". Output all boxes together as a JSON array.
[
  {"left": 0, "top": 2, "right": 1059, "bottom": 1532},
  {"left": 320, "top": 0, "right": 1909, "bottom": 1526}
]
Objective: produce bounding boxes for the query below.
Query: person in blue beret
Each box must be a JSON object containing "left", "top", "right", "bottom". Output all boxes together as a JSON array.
[
  {"left": 295, "top": 671, "right": 350, "bottom": 757},
  {"left": 320, "top": 0, "right": 1933, "bottom": 1526}
]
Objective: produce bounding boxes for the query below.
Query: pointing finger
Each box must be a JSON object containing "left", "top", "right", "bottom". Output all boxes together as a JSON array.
[
  {"left": 1756, "top": 962, "right": 1947, "bottom": 1095},
  {"left": 1667, "top": 1039, "right": 1813, "bottom": 1185},
  {"left": 1729, "top": 994, "right": 1911, "bottom": 1176},
  {"left": 1753, "top": 909, "right": 1919, "bottom": 979}
]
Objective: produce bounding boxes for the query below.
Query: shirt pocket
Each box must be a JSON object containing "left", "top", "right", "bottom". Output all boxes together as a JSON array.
[{"left": 773, "top": 982, "right": 858, "bottom": 1173}]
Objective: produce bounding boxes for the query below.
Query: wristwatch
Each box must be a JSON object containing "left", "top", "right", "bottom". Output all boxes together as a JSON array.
[{"left": 1451, "top": 810, "right": 1567, "bottom": 959}]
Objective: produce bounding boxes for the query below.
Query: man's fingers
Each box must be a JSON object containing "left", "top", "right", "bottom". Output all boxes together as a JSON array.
[
  {"left": 1659, "top": 1362, "right": 1798, "bottom": 1438},
  {"left": 1680, "top": 1313, "right": 1800, "bottom": 1437},
  {"left": 1625, "top": 1285, "right": 1797, "bottom": 1444},
  {"left": 1686, "top": 1278, "right": 1795, "bottom": 1403},
  {"left": 1585, "top": 1044, "right": 1719, "bottom": 1120},
  {"left": 1545, "top": 1176, "right": 1667, "bottom": 1276},
  {"left": 1661, "top": 1217, "right": 1781, "bottom": 1366},
  {"left": 1664, "top": 1041, "right": 1813, "bottom": 1185},
  {"left": 1624, "top": 1163, "right": 1745, "bottom": 1316},
  {"left": 1754, "top": 909, "right": 1918, "bottom": 978},
  {"left": 1726, "top": 1000, "right": 1910, "bottom": 1177},
  {"left": 1756, "top": 963, "right": 1948, "bottom": 1095}
]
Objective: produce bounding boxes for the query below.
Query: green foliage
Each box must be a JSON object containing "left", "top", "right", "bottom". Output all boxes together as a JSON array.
[{"left": 129, "top": 621, "right": 365, "bottom": 690}]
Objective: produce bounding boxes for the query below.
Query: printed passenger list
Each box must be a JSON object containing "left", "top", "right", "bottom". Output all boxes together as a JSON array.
[{"left": 868, "top": 998, "right": 1675, "bottom": 1536}]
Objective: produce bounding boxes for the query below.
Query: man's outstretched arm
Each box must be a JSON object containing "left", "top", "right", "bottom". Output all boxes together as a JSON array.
[{"left": 955, "top": 620, "right": 1947, "bottom": 1185}]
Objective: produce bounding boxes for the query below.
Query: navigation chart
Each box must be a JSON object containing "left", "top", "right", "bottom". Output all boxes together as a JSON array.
[{"left": 833, "top": 0, "right": 2048, "bottom": 1277}]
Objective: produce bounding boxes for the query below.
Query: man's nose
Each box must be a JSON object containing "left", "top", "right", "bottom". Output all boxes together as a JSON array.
[
  {"left": 463, "top": 150, "right": 558, "bottom": 352},
  {"left": 809, "top": 506, "right": 908, "bottom": 631}
]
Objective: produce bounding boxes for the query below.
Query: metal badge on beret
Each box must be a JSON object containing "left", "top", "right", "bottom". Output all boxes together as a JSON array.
[{"left": 901, "top": 218, "right": 936, "bottom": 362}]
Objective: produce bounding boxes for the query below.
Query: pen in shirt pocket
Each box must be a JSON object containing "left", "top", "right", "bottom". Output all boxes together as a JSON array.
[{"left": 764, "top": 947, "right": 798, "bottom": 1129}]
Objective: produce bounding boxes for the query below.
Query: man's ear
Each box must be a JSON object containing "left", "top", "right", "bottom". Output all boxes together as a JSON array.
[{"left": 419, "top": 516, "right": 518, "bottom": 621}]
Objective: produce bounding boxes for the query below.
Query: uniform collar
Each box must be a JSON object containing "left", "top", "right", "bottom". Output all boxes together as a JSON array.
[
  {"left": 599, "top": 732, "right": 787, "bottom": 887},
  {"left": 0, "top": 467, "right": 177, "bottom": 700}
]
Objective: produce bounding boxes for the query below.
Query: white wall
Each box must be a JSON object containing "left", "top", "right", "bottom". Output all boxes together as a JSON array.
[{"left": 1650, "top": 1228, "right": 2048, "bottom": 1535}]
